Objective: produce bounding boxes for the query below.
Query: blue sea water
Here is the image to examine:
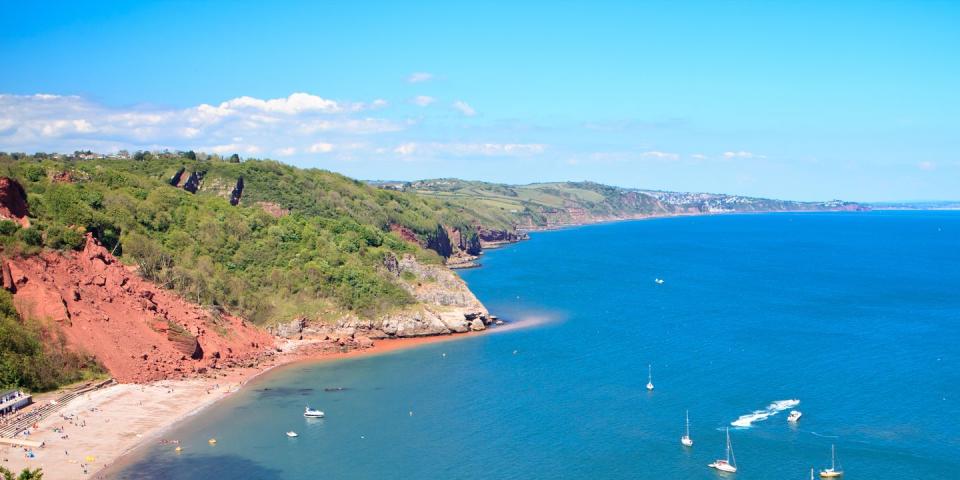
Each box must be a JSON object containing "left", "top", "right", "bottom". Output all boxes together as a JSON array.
[{"left": 107, "top": 211, "right": 960, "bottom": 479}]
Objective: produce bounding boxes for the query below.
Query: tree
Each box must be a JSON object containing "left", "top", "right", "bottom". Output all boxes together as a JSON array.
[
  {"left": 0, "top": 466, "right": 44, "bottom": 479},
  {"left": 229, "top": 153, "right": 241, "bottom": 163},
  {"left": 185, "top": 150, "right": 197, "bottom": 161}
]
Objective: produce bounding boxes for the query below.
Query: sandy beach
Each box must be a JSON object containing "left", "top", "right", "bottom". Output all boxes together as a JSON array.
[{"left": 1, "top": 331, "right": 485, "bottom": 480}]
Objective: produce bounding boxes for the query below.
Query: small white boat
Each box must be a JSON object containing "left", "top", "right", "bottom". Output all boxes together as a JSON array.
[
  {"left": 286, "top": 431, "right": 298, "bottom": 438},
  {"left": 819, "top": 444, "right": 843, "bottom": 477},
  {"left": 655, "top": 278, "right": 665, "bottom": 285},
  {"left": 681, "top": 410, "right": 694, "bottom": 447},
  {"left": 708, "top": 427, "right": 737, "bottom": 473},
  {"left": 304, "top": 406, "right": 325, "bottom": 418},
  {"left": 787, "top": 410, "right": 802, "bottom": 423},
  {"left": 646, "top": 364, "right": 654, "bottom": 391}
]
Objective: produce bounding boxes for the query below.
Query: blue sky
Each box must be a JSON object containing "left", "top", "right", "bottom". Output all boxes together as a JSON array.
[{"left": 1, "top": 1, "right": 957, "bottom": 201}]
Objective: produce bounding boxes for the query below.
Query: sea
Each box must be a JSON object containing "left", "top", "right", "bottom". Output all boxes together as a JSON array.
[{"left": 106, "top": 211, "right": 960, "bottom": 479}]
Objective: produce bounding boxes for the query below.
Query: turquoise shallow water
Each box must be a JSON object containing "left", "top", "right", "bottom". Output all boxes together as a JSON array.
[{"left": 108, "top": 211, "right": 960, "bottom": 479}]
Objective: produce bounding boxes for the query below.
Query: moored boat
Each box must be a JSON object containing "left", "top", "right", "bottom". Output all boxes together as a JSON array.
[
  {"left": 708, "top": 427, "right": 737, "bottom": 473},
  {"left": 681, "top": 410, "right": 694, "bottom": 447},
  {"left": 819, "top": 444, "right": 843, "bottom": 477}
]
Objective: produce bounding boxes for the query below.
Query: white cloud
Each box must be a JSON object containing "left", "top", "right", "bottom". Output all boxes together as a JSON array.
[
  {"left": 412, "top": 95, "right": 436, "bottom": 107},
  {"left": 204, "top": 143, "right": 262, "bottom": 155},
  {"left": 722, "top": 150, "right": 765, "bottom": 159},
  {"left": 640, "top": 151, "right": 680, "bottom": 161},
  {"left": 918, "top": 161, "right": 936, "bottom": 171},
  {"left": 452, "top": 100, "right": 476, "bottom": 117},
  {"left": 392, "top": 142, "right": 546, "bottom": 157},
  {"left": 308, "top": 142, "right": 334, "bottom": 153},
  {"left": 407, "top": 72, "right": 434, "bottom": 83},
  {"left": 0, "top": 92, "right": 408, "bottom": 154},
  {"left": 691, "top": 153, "right": 708, "bottom": 160},
  {"left": 0, "top": 93, "right": 553, "bottom": 164}
]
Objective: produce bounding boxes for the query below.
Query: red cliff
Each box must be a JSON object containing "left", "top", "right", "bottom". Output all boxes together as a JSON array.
[{"left": 5, "top": 235, "right": 274, "bottom": 383}]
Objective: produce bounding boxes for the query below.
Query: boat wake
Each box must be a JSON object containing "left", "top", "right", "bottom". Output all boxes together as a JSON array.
[{"left": 730, "top": 399, "right": 800, "bottom": 428}]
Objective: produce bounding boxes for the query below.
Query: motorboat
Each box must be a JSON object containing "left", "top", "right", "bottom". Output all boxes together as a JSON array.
[{"left": 304, "top": 406, "right": 325, "bottom": 418}]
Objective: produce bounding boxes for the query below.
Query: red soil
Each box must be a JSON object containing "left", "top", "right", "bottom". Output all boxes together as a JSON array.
[
  {"left": 4, "top": 235, "right": 274, "bottom": 383},
  {"left": 0, "top": 177, "right": 30, "bottom": 228}
]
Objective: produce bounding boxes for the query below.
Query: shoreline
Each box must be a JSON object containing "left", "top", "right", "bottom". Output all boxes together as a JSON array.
[
  {"left": 8, "top": 209, "right": 879, "bottom": 479},
  {"left": 2, "top": 329, "right": 487, "bottom": 480}
]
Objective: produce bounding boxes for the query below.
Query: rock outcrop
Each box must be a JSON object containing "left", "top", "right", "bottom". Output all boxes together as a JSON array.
[
  {"left": 0, "top": 177, "right": 30, "bottom": 228},
  {"left": 6, "top": 235, "right": 274, "bottom": 382},
  {"left": 478, "top": 227, "right": 528, "bottom": 246},
  {"left": 169, "top": 167, "right": 186, "bottom": 187},
  {"left": 182, "top": 170, "right": 205, "bottom": 194},
  {"left": 335, "top": 253, "right": 491, "bottom": 338},
  {"left": 229, "top": 176, "right": 244, "bottom": 206},
  {"left": 425, "top": 223, "right": 453, "bottom": 258}
]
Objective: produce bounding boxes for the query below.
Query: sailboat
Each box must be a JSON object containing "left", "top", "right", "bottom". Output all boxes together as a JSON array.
[
  {"left": 681, "top": 410, "right": 694, "bottom": 447},
  {"left": 819, "top": 444, "right": 843, "bottom": 477},
  {"left": 708, "top": 427, "right": 737, "bottom": 473},
  {"left": 646, "top": 364, "right": 654, "bottom": 391}
]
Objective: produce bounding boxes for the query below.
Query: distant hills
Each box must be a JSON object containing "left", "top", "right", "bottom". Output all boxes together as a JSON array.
[{"left": 370, "top": 178, "right": 868, "bottom": 230}]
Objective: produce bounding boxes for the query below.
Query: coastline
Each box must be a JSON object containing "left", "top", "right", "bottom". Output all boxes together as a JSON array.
[
  {"left": 2, "top": 330, "right": 487, "bottom": 480},
  {"left": 7, "top": 209, "right": 878, "bottom": 479}
]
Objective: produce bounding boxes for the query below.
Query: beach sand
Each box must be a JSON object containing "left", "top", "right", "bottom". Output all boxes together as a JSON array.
[{"left": 2, "top": 331, "right": 484, "bottom": 480}]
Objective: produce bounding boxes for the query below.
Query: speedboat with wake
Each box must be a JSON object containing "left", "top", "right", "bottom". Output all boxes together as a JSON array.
[
  {"left": 787, "top": 410, "right": 802, "bottom": 423},
  {"left": 304, "top": 406, "right": 325, "bottom": 418}
]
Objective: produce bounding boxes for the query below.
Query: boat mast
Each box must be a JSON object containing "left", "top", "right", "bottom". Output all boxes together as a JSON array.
[
  {"left": 831, "top": 444, "right": 836, "bottom": 470},
  {"left": 726, "top": 428, "right": 737, "bottom": 467},
  {"left": 685, "top": 410, "right": 690, "bottom": 438}
]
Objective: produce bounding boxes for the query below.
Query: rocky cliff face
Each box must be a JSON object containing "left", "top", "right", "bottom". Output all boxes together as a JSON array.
[
  {"left": 0, "top": 177, "right": 30, "bottom": 228},
  {"left": 425, "top": 223, "right": 453, "bottom": 258},
  {"left": 330, "top": 253, "right": 491, "bottom": 338},
  {"left": 4, "top": 235, "right": 274, "bottom": 383},
  {"left": 182, "top": 170, "right": 205, "bottom": 193},
  {"left": 478, "top": 227, "right": 528, "bottom": 246},
  {"left": 229, "top": 176, "right": 244, "bottom": 206}
]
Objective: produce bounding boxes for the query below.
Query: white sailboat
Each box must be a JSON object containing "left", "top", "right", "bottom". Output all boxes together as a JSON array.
[
  {"left": 681, "top": 410, "right": 694, "bottom": 447},
  {"left": 818, "top": 444, "right": 843, "bottom": 477},
  {"left": 708, "top": 427, "right": 737, "bottom": 473},
  {"left": 646, "top": 364, "right": 654, "bottom": 391}
]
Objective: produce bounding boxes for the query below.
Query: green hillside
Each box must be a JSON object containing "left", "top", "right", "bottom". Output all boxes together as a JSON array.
[
  {"left": 402, "top": 178, "right": 864, "bottom": 228},
  {"left": 0, "top": 154, "right": 486, "bottom": 326}
]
